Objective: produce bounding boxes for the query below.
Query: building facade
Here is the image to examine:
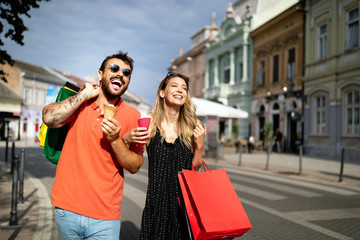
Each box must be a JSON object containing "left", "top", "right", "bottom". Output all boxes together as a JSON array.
[
  {"left": 7, "top": 60, "right": 76, "bottom": 142},
  {"left": 0, "top": 66, "right": 22, "bottom": 141},
  {"left": 303, "top": 0, "right": 360, "bottom": 160},
  {"left": 204, "top": 1, "right": 255, "bottom": 141},
  {"left": 250, "top": 1, "right": 304, "bottom": 152}
]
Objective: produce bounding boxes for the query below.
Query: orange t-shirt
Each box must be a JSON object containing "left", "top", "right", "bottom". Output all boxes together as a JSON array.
[{"left": 51, "top": 98, "right": 141, "bottom": 220}]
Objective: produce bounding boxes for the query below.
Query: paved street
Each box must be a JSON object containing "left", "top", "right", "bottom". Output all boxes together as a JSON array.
[
  {"left": 1, "top": 144, "right": 360, "bottom": 239},
  {"left": 122, "top": 161, "right": 360, "bottom": 240}
]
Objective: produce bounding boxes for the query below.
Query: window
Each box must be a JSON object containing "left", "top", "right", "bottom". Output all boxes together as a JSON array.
[
  {"left": 35, "top": 89, "right": 46, "bottom": 106},
  {"left": 287, "top": 48, "right": 295, "bottom": 79},
  {"left": 257, "top": 60, "right": 265, "bottom": 86},
  {"left": 23, "top": 118, "right": 28, "bottom": 133},
  {"left": 314, "top": 94, "right": 327, "bottom": 134},
  {"left": 344, "top": 89, "right": 360, "bottom": 135},
  {"left": 238, "top": 62, "right": 243, "bottom": 82},
  {"left": 24, "top": 87, "right": 32, "bottom": 105},
  {"left": 273, "top": 55, "right": 279, "bottom": 83},
  {"left": 318, "top": 24, "right": 327, "bottom": 59},
  {"left": 346, "top": 7, "right": 359, "bottom": 51},
  {"left": 223, "top": 57, "right": 230, "bottom": 84}
]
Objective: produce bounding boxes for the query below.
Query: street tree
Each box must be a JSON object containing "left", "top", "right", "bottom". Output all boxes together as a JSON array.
[{"left": 0, "top": 0, "right": 50, "bottom": 82}]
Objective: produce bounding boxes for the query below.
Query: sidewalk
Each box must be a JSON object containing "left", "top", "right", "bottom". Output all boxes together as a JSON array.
[
  {"left": 0, "top": 160, "right": 41, "bottom": 239},
  {"left": 0, "top": 142, "right": 359, "bottom": 239},
  {"left": 0, "top": 143, "right": 53, "bottom": 240}
]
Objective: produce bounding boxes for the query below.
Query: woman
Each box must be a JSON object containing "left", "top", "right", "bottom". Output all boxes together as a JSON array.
[{"left": 140, "top": 72, "right": 206, "bottom": 240}]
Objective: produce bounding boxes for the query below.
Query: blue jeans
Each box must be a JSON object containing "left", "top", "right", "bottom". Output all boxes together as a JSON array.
[{"left": 54, "top": 207, "right": 121, "bottom": 240}]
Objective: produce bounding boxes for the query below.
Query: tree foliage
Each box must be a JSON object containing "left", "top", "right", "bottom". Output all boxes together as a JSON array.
[
  {"left": 264, "top": 122, "right": 274, "bottom": 143},
  {"left": 0, "top": 0, "right": 50, "bottom": 82}
]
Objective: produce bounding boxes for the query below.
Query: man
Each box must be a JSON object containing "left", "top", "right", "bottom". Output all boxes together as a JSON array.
[{"left": 42, "top": 51, "right": 145, "bottom": 239}]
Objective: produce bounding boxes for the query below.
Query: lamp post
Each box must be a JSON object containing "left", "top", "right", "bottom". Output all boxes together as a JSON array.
[{"left": 297, "top": 0, "right": 307, "bottom": 174}]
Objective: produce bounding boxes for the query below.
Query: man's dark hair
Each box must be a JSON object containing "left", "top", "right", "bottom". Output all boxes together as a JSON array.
[{"left": 99, "top": 51, "right": 134, "bottom": 73}]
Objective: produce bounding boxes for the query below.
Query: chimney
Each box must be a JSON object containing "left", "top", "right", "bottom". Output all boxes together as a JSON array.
[{"left": 179, "top": 46, "right": 183, "bottom": 57}]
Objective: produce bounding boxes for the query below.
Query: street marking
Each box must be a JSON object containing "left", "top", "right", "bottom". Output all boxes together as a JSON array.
[
  {"left": 128, "top": 164, "right": 358, "bottom": 239},
  {"left": 225, "top": 167, "right": 358, "bottom": 196},
  {"left": 123, "top": 182, "right": 146, "bottom": 209},
  {"left": 232, "top": 182, "right": 287, "bottom": 200},
  {"left": 240, "top": 197, "right": 353, "bottom": 240},
  {"left": 127, "top": 166, "right": 357, "bottom": 239},
  {"left": 230, "top": 174, "right": 322, "bottom": 198},
  {"left": 125, "top": 171, "right": 148, "bottom": 185},
  {"left": 286, "top": 208, "right": 360, "bottom": 221}
]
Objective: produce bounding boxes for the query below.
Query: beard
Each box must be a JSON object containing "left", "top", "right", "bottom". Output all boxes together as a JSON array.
[{"left": 100, "top": 77, "right": 128, "bottom": 100}]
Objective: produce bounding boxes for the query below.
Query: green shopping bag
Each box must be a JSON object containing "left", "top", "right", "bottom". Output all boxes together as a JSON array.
[{"left": 42, "top": 82, "right": 79, "bottom": 164}]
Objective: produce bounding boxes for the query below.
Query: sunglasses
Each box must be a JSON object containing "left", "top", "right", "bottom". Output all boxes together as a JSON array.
[
  {"left": 166, "top": 71, "right": 189, "bottom": 81},
  {"left": 109, "top": 64, "right": 131, "bottom": 77}
]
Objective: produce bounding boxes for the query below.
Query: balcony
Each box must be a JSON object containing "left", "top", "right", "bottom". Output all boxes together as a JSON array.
[{"left": 205, "top": 84, "right": 234, "bottom": 99}]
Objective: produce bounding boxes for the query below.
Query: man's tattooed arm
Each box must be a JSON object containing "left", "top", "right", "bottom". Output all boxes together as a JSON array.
[{"left": 42, "top": 83, "right": 99, "bottom": 128}]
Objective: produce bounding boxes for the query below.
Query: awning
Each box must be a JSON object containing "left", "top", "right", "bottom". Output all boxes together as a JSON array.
[{"left": 192, "top": 97, "right": 248, "bottom": 119}]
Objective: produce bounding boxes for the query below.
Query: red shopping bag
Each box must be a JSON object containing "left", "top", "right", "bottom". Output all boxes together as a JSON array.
[{"left": 178, "top": 161, "right": 252, "bottom": 240}]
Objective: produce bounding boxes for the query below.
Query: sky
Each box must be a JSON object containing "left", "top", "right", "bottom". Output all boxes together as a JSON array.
[{"left": 4, "top": 0, "right": 231, "bottom": 105}]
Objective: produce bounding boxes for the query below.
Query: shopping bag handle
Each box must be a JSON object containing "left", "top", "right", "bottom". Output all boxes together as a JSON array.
[{"left": 191, "top": 160, "right": 210, "bottom": 171}]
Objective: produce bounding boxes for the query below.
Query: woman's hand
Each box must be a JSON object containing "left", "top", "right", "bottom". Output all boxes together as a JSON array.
[
  {"left": 194, "top": 120, "right": 207, "bottom": 150},
  {"left": 123, "top": 127, "right": 150, "bottom": 147}
]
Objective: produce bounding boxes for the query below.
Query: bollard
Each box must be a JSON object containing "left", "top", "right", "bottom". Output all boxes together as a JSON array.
[
  {"left": 5, "top": 124, "right": 10, "bottom": 163},
  {"left": 9, "top": 155, "right": 19, "bottom": 226},
  {"left": 265, "top": 144, "right": 271, "bottom": 170},
  {"left": 238, "top": 144, "right": 242, "bottom": 166},
  {"left": 18, "top": 149, "right": 25, "bottom": 204},
  {"left": 338, "top": 147, "right": 345, "bottom": 182},
  {"left": 299, "top": 145, "right": 303, "bottom": 175},
  {"left": 11, "top": 141, "right": 15, "bottom": 174},
  {"left": 5, "top": 137, "right": 9, "bottom": 163}
]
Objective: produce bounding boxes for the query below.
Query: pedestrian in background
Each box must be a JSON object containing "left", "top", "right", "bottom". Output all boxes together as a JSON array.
[
  {"left": 42, "top": 51, "right": 147, "bottom": 240},
  {"left": 248, "top": 135, "right": 255, "bottom": 153},
  {"left": 274, "top": 128, "right": 283, "bottom": 153},
  {"left": 140, "top": 72, "right": 206, "bottom": 239}
]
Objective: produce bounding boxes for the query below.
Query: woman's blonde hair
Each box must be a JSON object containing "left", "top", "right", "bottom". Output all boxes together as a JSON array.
[{"left": 150, "top": 72, "right": 198, "bottom": 152}]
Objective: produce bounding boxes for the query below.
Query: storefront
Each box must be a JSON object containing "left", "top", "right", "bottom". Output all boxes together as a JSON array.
[
  {"left": 0, "top": 81, "right": 22, "bottom": 141},
  {"left": 192, "top": 97, "right": 248, "bottom": 157}
]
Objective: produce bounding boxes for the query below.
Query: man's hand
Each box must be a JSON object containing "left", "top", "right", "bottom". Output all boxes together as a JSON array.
[
  {"left": 80, "top": 82, "right": 100, "bottom": 100},
  {"left": 101, "top": 117, "right": 122, "bottom": 142}
]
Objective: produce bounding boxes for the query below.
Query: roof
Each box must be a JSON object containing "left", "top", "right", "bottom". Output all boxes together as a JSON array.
[
  {"left": 50, "top": 68, "right": 92, "bottom": 86},
  {"left": 192, "top": 97, "right": 248, "bottom": 119},
  {"left": 14, "top": 60, "right": 67, "bottom": 86},
  {"left": 0, "top": 80, "right": 22, "bottom": 101}
]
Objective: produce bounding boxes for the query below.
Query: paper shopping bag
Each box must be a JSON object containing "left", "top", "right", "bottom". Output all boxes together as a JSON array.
[
  {"left": 41, "top": 81, "right": 80, "bottom": 164},
  {"left": 178, "top": 162, "right": 252, "bottom": 240}
]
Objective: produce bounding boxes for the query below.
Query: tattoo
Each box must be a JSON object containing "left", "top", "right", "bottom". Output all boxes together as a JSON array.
[{"left": 44, "top": 93, "right": 86, "bottom": 127}]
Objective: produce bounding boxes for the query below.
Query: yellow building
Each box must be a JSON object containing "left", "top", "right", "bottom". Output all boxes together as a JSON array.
[{"left": 250, "top": 2, "right": 304, "bottom": 152}]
